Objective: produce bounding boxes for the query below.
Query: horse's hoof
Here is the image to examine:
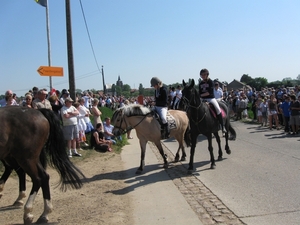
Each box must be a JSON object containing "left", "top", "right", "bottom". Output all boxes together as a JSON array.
[
  {"left": 226, "top": 150, "right": 231, "bottom": 155},
  {"left": 13, "top": 200, "right": 24, "bottom": 207},
  {"left": 163, "top": 164, "right": 168, "bottom": 169},
  {"left": 24, "top": 215, "right": 34, "bottom": 225},
  {"left": 180, "top": 157, "right": 186, "bottom": 161},
  {"left": 174, "top": 157, "right": 179, "bottom": 162},
  {"left": 187, "top": 170, "right": 193, "bottom": 175},
  {"left": 36, "top": 215, "right": 49, "bottom": 224},
  {"left": 211, "top": 164, "right": 216, "bottom": 169},
  {"left": 135, "top": 170, "right": 142, "bottom": 175},
  {"left": 218, "top": 156, "right": 223, "bottom": 161}
]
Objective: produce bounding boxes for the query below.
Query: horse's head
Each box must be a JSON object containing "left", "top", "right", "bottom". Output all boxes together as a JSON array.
[
  {"left": 179, "top": 79, "right": 199, "bottom": 111},
  {"left": 111, "top": 107, "right": 127, "bottom": 136}
]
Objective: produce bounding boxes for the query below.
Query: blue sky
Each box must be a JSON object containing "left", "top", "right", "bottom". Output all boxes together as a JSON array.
[{"left": 1, "top": 0, "right": 300, "bottom": 96}]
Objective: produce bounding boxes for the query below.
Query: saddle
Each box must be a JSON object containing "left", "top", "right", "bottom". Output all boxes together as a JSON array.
[{"left": 205, "top": 102, "right": 226, "bottom": 119}]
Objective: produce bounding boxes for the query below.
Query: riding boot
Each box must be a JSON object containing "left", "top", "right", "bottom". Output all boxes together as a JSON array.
[
  {"left": 161, "top": 123, "right": 170, "bottom": 139},
  {"left": 217, "top": 113, "right": 227, "bottom": 134}
]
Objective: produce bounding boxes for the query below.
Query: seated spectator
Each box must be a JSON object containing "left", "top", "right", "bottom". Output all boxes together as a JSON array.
[
  {"left": 91, "top": 123, "right": 113, "bottom": 152},
  {"left": 103, "top": 117, "right": 122, "bottom": 144}
]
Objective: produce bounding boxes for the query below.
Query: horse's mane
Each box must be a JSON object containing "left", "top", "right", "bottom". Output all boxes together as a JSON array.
[
  {"left": 112, "top": 104, "right": 151, "bottom": 123},
  {"left": 122, "top": 104, "right": 151, "bottom": 117}
]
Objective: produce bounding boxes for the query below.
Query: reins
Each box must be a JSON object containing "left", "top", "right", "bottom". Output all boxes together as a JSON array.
[
  {"left": 114, "top": 110, "right": 151, "bottom": 135},
  {"left": 181, "top": 89, "right": 207, "bottom": 125}
]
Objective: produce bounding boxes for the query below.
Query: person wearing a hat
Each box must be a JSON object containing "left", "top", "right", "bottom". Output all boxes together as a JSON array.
[
  {"left": 32, "top": 89, "right": 52, "bottom": 110},
  {"left": 150, "top": 77, "right": 170, "bottom": 139},
  {"left": 61, "top": 97, "right": 82, "bottom": 157},
  {"left": 199, "top": 68, "right": 226, "bottom": 134}
]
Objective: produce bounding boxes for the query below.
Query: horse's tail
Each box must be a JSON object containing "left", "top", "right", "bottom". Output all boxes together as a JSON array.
[
  {"left": 184, "top": 124, "right": 191, "bottom": 147},
  {"left": 38, "top": 108, "right": 86, "bottom": 191},
  {"left": 228, "top": 123, "right": 236, "bottom": 141}
]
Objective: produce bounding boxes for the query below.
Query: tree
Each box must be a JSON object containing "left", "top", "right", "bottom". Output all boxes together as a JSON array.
[
  {"left": 122, "top": 84, "right": 131, "bottom": 92},
  {"left": 240, "top": 74, "right": 253, "bottom": 84}
]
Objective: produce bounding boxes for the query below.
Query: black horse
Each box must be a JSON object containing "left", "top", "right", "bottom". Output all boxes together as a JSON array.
[
  {"left": 180, "top": 79, "right": 236, "bottom": 174},
  {"left": 0, "top": 106, "right": 85, "bottom": 225}
]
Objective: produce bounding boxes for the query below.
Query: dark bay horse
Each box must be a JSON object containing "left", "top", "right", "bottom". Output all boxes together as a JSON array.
[
  {"left": 0, "top": 106, "right": 85, "bottom": 225},
  {"left": 111, "top": 104, "right": 190, "bottom": 174},
  {"left": 180, "top": 79, "right": 236, "bottom": 174}
]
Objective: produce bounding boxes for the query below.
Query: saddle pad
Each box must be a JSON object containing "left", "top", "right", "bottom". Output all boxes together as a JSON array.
[{"left": 166, "top": 111, "right": 177, "bottom": 130}]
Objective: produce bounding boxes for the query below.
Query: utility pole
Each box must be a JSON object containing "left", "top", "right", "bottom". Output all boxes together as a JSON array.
[
  {"left": 65, "top": 0, "right": 76, "bottom": 100},
  {"left": 102, "top": 65, "right": 106, "bottom": 94}
]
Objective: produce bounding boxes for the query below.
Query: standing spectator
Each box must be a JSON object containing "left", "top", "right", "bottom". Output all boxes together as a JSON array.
[
  {"left": 61, "top": 97, "right": 81, "bottom": 157},
  {"left": 73, "top": 102, "right": 87, "bottom": 151},
  {"left": 261, "top": 97, "right": 268, "bottom": 127},
  {"left": 173, "top": 85, "right": 182, "bottom": 109},
  {"left": 289, "top": 95, "right": 300, "bottom": 135},
  {"left": 79, "top": 97, "right": 94, "bottom": 134},
  {"left": 0, "top": 90, "right": 18, "bottom": 107},
  {"left": 213, "top": 82, "right": 223, "bottom": 101},
  {"left": 91, "top": 98, "right": 103, "bottom": 129},
  {"left": 60, "top": 89, "right": 69, "bottom": 105},
  {"left": 268, "top": 94, "right": 279, "bottom": 130},
  {"left": 280, "top": 95, "right": 291, "bottom": 133},
  {"left": 256, "top": 97, "right": 263, "bottom": 125},
  {"left": 48, "top": 94, "right": 63, "bottom": 119},
  {"left": 32, "top": 89, "right": 52, "bottom": 110},
  {"left": 22, "top": 93, "right": 33, "bottom": 108}
]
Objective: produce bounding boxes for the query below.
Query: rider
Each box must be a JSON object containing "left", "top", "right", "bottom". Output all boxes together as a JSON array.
[
  {"left": 150, "top": 77, "right": 170, "bottom": 139},
  {"left": 199, "top": 69, "right": 227, "bottom": 134}
]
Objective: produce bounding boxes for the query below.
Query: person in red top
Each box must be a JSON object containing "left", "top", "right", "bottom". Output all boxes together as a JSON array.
[{"left": 199, "top": 68, "right": 226, "bottom": 134}]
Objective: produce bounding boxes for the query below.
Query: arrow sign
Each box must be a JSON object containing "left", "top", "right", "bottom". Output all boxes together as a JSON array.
[{"left": 37, "top": 66, "right": 64, "bottom": 76}]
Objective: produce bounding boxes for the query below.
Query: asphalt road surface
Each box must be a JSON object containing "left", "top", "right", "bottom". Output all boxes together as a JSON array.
[{"left": 162, "top": 120, "right": 300, "bottom": 225}]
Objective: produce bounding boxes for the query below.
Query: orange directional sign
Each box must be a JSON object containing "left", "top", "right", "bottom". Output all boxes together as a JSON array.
[{"left": 37, "top": 66, "right": 64, "bottom": 76}]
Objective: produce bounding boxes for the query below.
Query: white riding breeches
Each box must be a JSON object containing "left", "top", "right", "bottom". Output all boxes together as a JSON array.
[
  {"left": 155, "top": 106, "right": 168, "bottom": 124},
  {"left": 205, "top": 98, "right": 221, "bottom": 115}
]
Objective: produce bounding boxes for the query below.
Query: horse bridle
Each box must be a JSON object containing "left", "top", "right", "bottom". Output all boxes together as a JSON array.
[
  {"left": 181, "top": 89, "right": 207, "bottom": 124},
  {"left": 113, "top": 110, "right": 150, "bottom": 135}
]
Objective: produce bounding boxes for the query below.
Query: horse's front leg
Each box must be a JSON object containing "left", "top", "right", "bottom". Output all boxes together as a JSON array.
[
  {"left": 154, "top": 141, "right": 168, "bottom": 169},
  {"left": 136, "top": 140, "right": 147, "bottom": 174},
  {"left": 206, "top": 134, "right": 216, "bottom": 169},
  {"left": 188, "top": 134, "right": 197, "bottom": 174},
  {"left": 213, "top": 132, "right": 223, "bottom": 161}
]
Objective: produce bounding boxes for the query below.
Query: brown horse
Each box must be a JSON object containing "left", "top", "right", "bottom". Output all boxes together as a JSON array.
[
  {"left": 111, "top": 104, "right": 190, "bottom": 174},
  {"left": 0, "top": 106, "right": 85, "bottom": 225}
]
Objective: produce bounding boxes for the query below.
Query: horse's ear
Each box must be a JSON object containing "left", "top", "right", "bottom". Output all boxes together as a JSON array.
[
  {"left": 191, "top": 79, "right": 195, "bottom": 87},
  {"left": 182, "top": 79, "right": 186, "bottom": 87}
]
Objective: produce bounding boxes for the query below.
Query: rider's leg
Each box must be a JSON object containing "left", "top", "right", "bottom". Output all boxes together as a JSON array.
[{"left": 209, "top": 98, "right": 227, "bottom": 133}]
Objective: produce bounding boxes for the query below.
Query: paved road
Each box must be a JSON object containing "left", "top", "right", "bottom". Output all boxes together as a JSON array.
[{"left": 162, "top": 120, "right": 300, "bottom": 225}]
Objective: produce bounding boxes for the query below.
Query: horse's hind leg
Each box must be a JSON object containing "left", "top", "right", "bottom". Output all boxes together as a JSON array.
[
  {"left": 154, "top": 141, "right": 168, "bottom": 169},
  {"left": 174, "top": 137, "right": 186, "bottom": 162},
  {"left": 13, "top": 167, "right": 26, "bottom": 207},
  {"left": 0, "top": 160, "right": 13, "bottom": 199},
  {"left": 214, "top": 132, "right": 223, "bottom": 161},
  {"left": 206, "top": 134, "right": 216, "bottom": 169},
  {"left": 23, "top": 163, "right": 53, "bottom": 225},
  {"left": 36, "top": 165, "right": 53, "bottom": 224}
]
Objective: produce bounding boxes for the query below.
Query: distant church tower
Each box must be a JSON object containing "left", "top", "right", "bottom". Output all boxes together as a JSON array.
[{"left": 116, "top": 75, "right": 123, "bottom": 88}]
